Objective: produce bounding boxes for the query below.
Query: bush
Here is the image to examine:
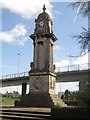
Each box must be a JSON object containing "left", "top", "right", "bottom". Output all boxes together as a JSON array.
[
  {"left": 75, "top": 85, "right": 89, "bottom": 107},
  {"left": 64, "top": 100, "right": 81, "bottom": 106}
]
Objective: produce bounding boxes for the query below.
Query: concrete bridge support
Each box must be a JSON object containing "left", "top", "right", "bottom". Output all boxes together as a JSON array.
[
  {"left": 22, "top": 83, "right": 27, "bottom": 97},
  {"left": 79, "top": 80, "right": 88, "bottom": 91}
]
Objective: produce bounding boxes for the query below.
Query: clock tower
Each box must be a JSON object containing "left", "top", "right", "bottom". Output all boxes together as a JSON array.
[
  {"left": 29, "top": 5, "right": 57, "bottom": 95},
  {"left": 15, "top": 5, "right": 66, "bottom": 107},
  {"left": 30, "top": 4, "right": 57, "bottom": 73}
]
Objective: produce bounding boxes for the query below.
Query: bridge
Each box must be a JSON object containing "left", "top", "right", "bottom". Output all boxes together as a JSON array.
[{"left": 0, "top": 63, "right": 89, "bottom": 90}]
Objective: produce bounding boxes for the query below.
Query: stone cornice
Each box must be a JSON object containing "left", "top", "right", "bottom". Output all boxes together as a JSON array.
[
  {"left": 30, "top": 33, "right": 58, "bottom": 42},
  {"left": 29, "top": 71, "right": 56, "bottom": 77}
]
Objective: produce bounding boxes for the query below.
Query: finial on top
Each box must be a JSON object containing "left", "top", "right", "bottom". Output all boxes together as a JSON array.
[{"left": 43, "top": 4, "right": 46, "bottom": 12}]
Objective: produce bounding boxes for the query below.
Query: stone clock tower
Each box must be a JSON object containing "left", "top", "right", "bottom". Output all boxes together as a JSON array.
[
  {"left": 30, "top": 5, "right": 56, "bottom": 74},
  {"left": 29, "top": 5, "right": 57, "bottom": 95},
  {"left": 15, "top": 5, "right": 65, "bottom": 107}
]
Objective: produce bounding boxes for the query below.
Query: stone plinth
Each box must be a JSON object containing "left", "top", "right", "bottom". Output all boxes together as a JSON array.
[
  {"left": 15, "top": 72, "right": 55, "bottom": 107},
  {"left": 15, "top": 92, "right": 54, "bottom": 107},
  {"left": 29, "top": 72, "right": 56, "bottom": 94},
  {"left": 15, "top": 72, "right": 66, "bottom": 107},
  {"left": 15, "top": 92, "right": 66, "bottom": 107}
]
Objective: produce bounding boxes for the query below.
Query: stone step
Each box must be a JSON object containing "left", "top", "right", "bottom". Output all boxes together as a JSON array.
[
  {"left": 1, "top": 112, "right": 51, "bottom": 118},
  {"left": 0, "top": 114, "right": 48, "bottom": 120},
  {"left": 50, "top": 94, "right": 67, "bottom": 107},
  {"left": 0, "top": 109, "right": 51, "bottom": 120}
]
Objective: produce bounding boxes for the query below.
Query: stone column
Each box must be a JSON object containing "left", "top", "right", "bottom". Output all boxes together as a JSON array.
[
  {"left": 37, "top": 42, "right": 39, "bottom": 69},
  {"left": 48, "top": 41, "right": 51, "bottom": 70},
  {"left": 34, "top": 41, "right": 38, "bottom": 70},
  {"left": 33, "top": 42, "right": 35, "bottom": 69},
  {"left": 47, "top": 40, "right": 51, "bottom": 71},
  {"left": 38, "top": 41, "right": 44, "bottom": 71},
  {"left": 44, "top": 39, "right": 47, "bottom": 70},
  {"left": 22, "top": 82, "right": 27, "bottom": 97},
  {"left": 51, "top": 43, "right": 53, "bottom": 71}
]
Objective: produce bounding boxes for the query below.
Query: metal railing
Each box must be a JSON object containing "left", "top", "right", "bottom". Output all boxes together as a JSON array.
[
  {"left": 55, "top": 63, "right": 90, "bottom": 72},
  {"left": 1, "top": 71, "right": 29, "bottom": 80},
  {"left": 0, "top": 63, "right": 90, "bottom": 80}
]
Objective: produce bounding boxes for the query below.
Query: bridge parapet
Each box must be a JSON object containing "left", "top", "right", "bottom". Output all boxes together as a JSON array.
[
  {"left": 0, "top": 63, "right": 90, "bottom": 80},
  {"left": 1, "top": 72, "right": 29, "bottom": 80},
  {"left": 55, "top": 63, "right": 90, "bottom": 73}
]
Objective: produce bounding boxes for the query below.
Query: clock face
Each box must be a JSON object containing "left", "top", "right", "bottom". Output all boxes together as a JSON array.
[{"left": 39, "top": 21, "right": 44, "bottom": 26}]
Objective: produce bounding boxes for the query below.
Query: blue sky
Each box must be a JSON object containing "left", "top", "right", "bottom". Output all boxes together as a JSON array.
[{"left": 0, "top": 0, "right": 88, "bottom": 93}]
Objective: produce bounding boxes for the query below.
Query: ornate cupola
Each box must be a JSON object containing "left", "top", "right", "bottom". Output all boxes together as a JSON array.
[
  {"left": 30, "top": 4, "right": 57, "bottom": 41},
  {"left": 34, "top": 4, "right": 53, "bottom": 34}
]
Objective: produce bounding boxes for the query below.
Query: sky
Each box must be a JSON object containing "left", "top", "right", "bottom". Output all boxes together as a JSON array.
[{"left": 0, "top": 0, "right": 89, "bottom": 94}]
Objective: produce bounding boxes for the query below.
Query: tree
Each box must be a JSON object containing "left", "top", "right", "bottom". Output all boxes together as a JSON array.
[
  {"left": 75, "top": 85, "right": 89, "bottom": 107},
  {"left": 69, "top": 1, "right": 90, "bottom": 107},
  {"left": 73, "top": 27, "right": 90, "bottom": 54},
  {"left": 70, "top": 1, "right": 90, "bottom": 16},
  {"left": 64, "top": 89, "right": 71, "bottom": 100},
  {"left": 70, "top": 1, "right": 90, "bottom": 54}
]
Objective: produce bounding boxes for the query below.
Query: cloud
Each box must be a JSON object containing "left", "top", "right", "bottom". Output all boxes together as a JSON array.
[
  {"left": 54, "top": 60, "right": 70, "bottom": 72},
  {"left": 0, "top": 0, "right": 52, "bottom": 19},
  {"left": 54, "top": 45, "right": 60, "bottom": 51},
  {"left": 0, "top": 24, "right": 27, "bottom": 45},
  {"left": 55, "top": 60, "right": 70, "bottom": 67},
  {"left": 55, "top": 10, "right": 61, "bottom": 15},
  {"left": 54, "top": 44, "right": 65, "bottom": 62},
  {"left": 49, "top": 0, "right": 88, "bottom": 2},
  {"left": 54, "top": 51, "right": 89, "bottom": 72},
  {"left": 72, "top": 52, "right": 90, "bottom": 70},
  {"left": 54, "top": 49, "right": 89, "bottom": 66},
  {"left": 0, "top": 32, "right": 13, "bottom": 43},
  {"left": 73, "top": 51, "right": 89, "bottom": 65}
]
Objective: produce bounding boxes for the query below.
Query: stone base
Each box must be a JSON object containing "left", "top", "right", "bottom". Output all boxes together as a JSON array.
[
  {"left": 15, "top": 72, "right": 66, "bottom": 107},
  {"left": 29, "top": 72, "right": 56, "bottom": 93},
  {"left": 15, "top": 92, "right": 54, "bottom": 107},
  {"left": 15, "top": 92, "right": 66, "bottom": 108}
]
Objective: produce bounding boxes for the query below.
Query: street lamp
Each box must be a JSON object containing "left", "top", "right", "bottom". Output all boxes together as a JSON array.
[
  {"left": 17, "top": 53, "right": 20, "bottom": 93},
  {"left": 17, "top": 53, "right": 20, "bottom": 74}
]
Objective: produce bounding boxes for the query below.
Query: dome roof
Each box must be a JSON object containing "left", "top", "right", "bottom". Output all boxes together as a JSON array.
[
  {"left": 37, "top": 12, "right": 50, "bottom": 20},
  {"left": 37, "top": 4, "right": 51, "bottom": 20}
]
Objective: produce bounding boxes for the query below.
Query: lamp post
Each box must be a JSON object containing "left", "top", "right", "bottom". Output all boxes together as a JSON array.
[
  {"left": 17, "top": 53, "right": 20, "bottom": 93},
  {"left": 17, "top": 53, "right": 20, "bottom": 74}
]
